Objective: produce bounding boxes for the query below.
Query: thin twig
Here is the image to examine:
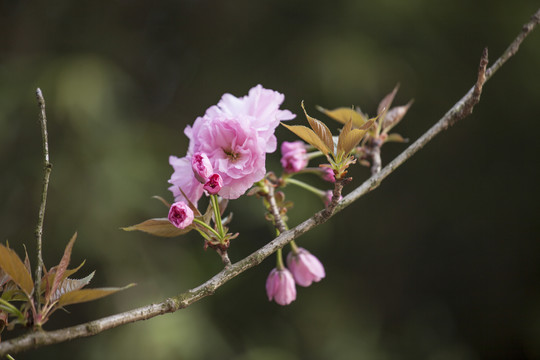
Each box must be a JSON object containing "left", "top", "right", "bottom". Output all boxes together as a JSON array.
[
  {"left": 265, "top": 184, "right": 287, "bottom": 234},
  {"left": 1, "top": 9, "right": 538, "bottom": 356},
  {"left": 34, "top": 88, "right": 52, "bottom": 315}
]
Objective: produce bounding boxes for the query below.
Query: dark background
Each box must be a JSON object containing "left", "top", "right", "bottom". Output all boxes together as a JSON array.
[{"left": 1, "top": 0, "right": 539, "bottom": 359}]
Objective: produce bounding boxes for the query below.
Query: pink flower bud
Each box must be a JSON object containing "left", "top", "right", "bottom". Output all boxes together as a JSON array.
[
  {"left": 280, "top": 141, "right": 308, "bottom": 173},
  {"left": 286, "top": 248, "right": 325, "bottom": 287},
  {"left": 191, "top": 152, "right": 213, "bottom": 184},
  {"left": 203, "top": 173, "right": 223, "bottom": 195},
  {"left": 265, "top": 268, "right": 296, "bottom": 305},
  {"left": 321, "top": 167, "right": 336, "bottom": 183},
  {"left": 168, "top": 201, "right": 194, "bottom": 229}
]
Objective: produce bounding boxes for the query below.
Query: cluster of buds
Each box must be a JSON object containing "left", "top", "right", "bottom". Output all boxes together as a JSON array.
[{"left": 266, "top": 246, "right": 325, "bottom": 306}]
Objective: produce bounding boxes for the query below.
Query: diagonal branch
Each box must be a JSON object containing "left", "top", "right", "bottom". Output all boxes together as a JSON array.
[{"left": 1, "top": 7, "right": 538, "bottom": 356}]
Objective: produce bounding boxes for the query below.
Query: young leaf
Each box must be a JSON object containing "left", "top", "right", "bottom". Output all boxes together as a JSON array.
[
  {"left": 316, "top": 106, "right": 367, "bottom": 129},
  {"left": 384, "top": 133, "right": 409, "bottom": 143},
  {"left": 51, "top": 271, "right": 95, "bottom": 302},
  {"left": 122, "top": 218, "right": 193, "bottom": 237},
  {"left": 337, "top": 117, "right": 354, "bottom": 156},
  {"left": 302, "top": 102, "right": 334, "bottom": 154},
  {"left": 0, "top": 245, "right": 33, "bottom": 295},
  {"left": 281, "top": 123, "right": 331, "bottom": 155},
  {"left": 382, "top": 99, "right": 414, "bottom": 133},
  {"left": 377, "top": 84, "right": 400, "bottom": 116},
  {"left": 340, "top": 128, "right": 369, "bottom": 156},
  {"left": 57, "top": 284, "right": 135, "bottom": 307},
  {"left": 50, "top": 233, "right": 77, "bottom": 299}
]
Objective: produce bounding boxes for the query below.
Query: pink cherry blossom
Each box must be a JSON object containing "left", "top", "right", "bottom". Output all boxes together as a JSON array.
[
  {"left": 280, "top": 141, "right": 308, "bottom": 173},
  {"left": 168, "top": 201, "right": 194, "bottom": 229},
  {"left": 182, "top": 85, "right": 295, "bottom": 200},
  {"left": 203, "top": 173, "right": 223, "bottom": 195},
  {"left": 286, "top": 248, "right": 325, "bottom": 287},
  {"left": 266, "top": 268, "right": 296, "bottom": 306},
  {"left": 168, "top": 156, "right": 204, "bottom": 206},
  {"left": 191, "top": 152, "right": 213, "bottom": 183},
  {"left": 212, "top": 84, "right": 296, "bottom": 153}
]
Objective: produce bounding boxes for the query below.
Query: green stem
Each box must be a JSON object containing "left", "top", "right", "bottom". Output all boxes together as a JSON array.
[
  {"left": 192, "top": 218, "right": 221, "bottom": 239},
  {"left": 276, "top": 248, "right": 285, "bottom": 270},
  {"left": 285, "top": 177, "right": 326, "bottom": 197},
  {"left": 0, "top": 299, "right": 25, "bottom": 323},
  {"left": 290, "top": 240, "right": 299, "bottom": 254},
  {"left": 210, "top": 195, "right": 225, "bottom": 239},
  {"left": 307, "top": 150, "right": 324, "bottom": 160}
]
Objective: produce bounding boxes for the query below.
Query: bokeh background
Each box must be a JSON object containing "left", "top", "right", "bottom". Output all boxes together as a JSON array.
[{"left": 1, "top": 0, "right": 539, "bottom": 359}]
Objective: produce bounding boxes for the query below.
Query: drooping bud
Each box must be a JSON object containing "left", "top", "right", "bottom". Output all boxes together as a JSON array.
[
  {"left": 168, "top": 201, "right": 194, "bottom": 229},
  {"left": 286, "top": 248, "right": 325, "bottom": 287},
  {"left": 203, "top": 173, "right": 223, "bottom": 195},
  {"left": 280, "top": 141, "right": 308, "bottom": 173},
  {"left": 321, "top": 167, "right": 336, "bottom": 183},
  {"left": 191, "top": 152, "right": 213, "bottom": 184},
  {"left": 265, "top": 268, "right": 296, "bottom": 306}
]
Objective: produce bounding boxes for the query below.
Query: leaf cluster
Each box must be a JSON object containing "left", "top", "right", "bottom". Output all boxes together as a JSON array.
[{"left": 0, "top": 234, "right": 133, "bottom": 338}]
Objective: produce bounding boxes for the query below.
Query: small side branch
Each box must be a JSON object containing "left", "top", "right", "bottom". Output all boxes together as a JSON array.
[
  {"left": 1, "top": 8, "right": 538, "bottom": 356},
  {"left": 34, "top": 88, "right": 52, "bottom": 313}
]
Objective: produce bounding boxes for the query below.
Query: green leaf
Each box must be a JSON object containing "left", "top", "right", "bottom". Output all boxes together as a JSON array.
[
  {"left": 317, "top": 106, "right": 367, "bottom": 129},
  {"left": 50, "top": 233, "right": 77, "bottom": 299},
  {"left": 0, "top": 244, "right": 33, "bottom": 295},
  {"left": 122, "top": 218, "right": 193, "bottom": 237},
  {"left": 302, "top": 102, "right": 334, "bottom": 154},
  {"left": 281, "top": 123, "right": 331, "bottom": 156},
  {"left": 57, "top": 284, "right": 135, "bottom": 307}
]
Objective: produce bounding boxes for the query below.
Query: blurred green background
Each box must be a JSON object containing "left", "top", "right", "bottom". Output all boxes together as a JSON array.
[{"left": 1, "top": 0, "right": 540, "bottom": 359}]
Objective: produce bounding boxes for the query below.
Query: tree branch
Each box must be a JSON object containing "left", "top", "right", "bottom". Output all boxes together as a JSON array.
[
  {"left": 1, "top": 8, "right": 538, "bottom": 356},
  {"left": 34, "top": 88, "right": 52, "bottom": 315}
]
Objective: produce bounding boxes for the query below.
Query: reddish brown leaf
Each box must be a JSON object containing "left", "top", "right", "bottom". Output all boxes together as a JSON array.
[
  {"left": 377, "top": 84, "right": 400, "bottom": 115},
  {"left": 281, "top": 123, "right": 332, "bottom": 155},
  {"left": 302, "top": 102, "right": 334, "bottom": 154},
  {"left": 50, "top": 233, "right": 77, "bottom": 299},
  {"left": 317, "top": 106, "right": 367, "bottom": 129},
  {"left": 57, "top": 284, "right": 135, "bottom": 307},
  {"left": 0, "top": 245, "right": 33, "bottom": 295},
  {"left": 122, "top": 218, "right": 193, "bottom": 237}
]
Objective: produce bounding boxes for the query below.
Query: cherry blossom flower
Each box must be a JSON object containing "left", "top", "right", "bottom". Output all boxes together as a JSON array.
[
  {"left": 168, "top": 201, "right": 194, "bottom": 229},
  {"left": 266, "top": 268, "right": 296, "bottom": 306},
  {"left": 168, "top": 156, "right": 204, "bottom": 206},
  {"left": 280, "top": 141, "right": 308, "bottom": 173},
  {"left": 203, "top": 173, "right": 223, "bottom": 195},
  {"left": 286, "top": 248, "right": 325, "bottom": 287},
  {"left": 191, "top": 152, "right": 213, "bottom": 184}
]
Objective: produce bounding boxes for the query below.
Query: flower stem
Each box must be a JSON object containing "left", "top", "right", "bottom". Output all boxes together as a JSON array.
[
  {"left": 285, "top": 177, "right": 326, "bottom": 197},
  {"left": 290, "top": 240, "right": 299, "bottom": 254},
  {"left": 276, "top": 248, "right": 285, "bottom": 270},
  {"left": 192, "top": 218, "right": 221, "bottom": 240},
  {"left": 210, "top": 195, "right": 225, "bottom": 239}
]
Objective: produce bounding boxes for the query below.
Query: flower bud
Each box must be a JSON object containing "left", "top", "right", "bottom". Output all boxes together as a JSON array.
[
  {"left": 286, "top": 248, "right": 325, "bottom": 287},
  {"left": 280, "top": 141, "right": 308, "bottom": 173},
  {"left": 265, "top": 268, "right": 296, "bottom": 305},
  {"left": 321, "top": 167, "right": 336, "bottom": 183},
  {"left": 191, "top": 152, "right": 213, "bottom": 184},
  {"left": 168, "top": 201, "right": 194, "bottom": 229},
  {"left": 203, "top": 173, "right": 223, "bottom": 195}
]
